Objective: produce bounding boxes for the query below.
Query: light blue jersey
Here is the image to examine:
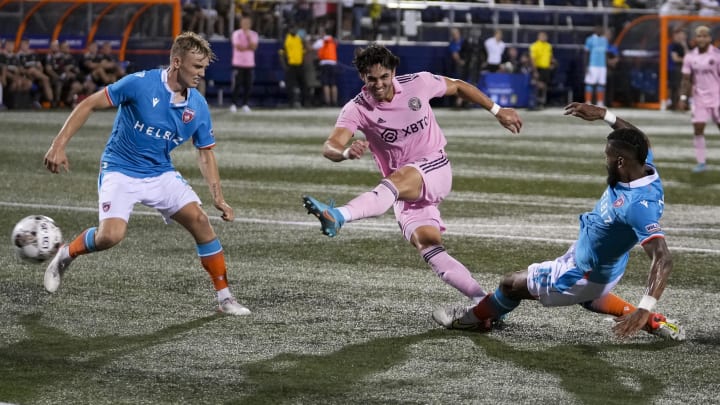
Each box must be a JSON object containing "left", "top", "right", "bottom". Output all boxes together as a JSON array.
[
  {"left": 100, "top": 69, "right": 215, "bottom": 178},
  {"left": 575, "top": 151, "right": 665, "bottom": 283},
  {"left": 585, "top": 34, "right": 608, "bottom": 68}
]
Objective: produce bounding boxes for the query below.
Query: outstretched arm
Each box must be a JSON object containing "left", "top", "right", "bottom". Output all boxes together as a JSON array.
[
  {"left": 563, "top": 102, "right": 650, "bottom": 147},
  {"left": 444, "top": 76, "right": 523, "bottom": 134},
  {"left": 612, "top": 237, "right": 673, "bottom": 338}
]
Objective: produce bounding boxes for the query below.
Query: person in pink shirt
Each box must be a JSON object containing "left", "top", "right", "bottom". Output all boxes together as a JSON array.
[
  {"left": 303, "top": 44, "right": 522, "bottom": 304},
  {"left": 678, "top": 25, "right": 720, "bottom": 173},
  {"left": 230, "top": 15, "right": 258, "bottom": 113}
]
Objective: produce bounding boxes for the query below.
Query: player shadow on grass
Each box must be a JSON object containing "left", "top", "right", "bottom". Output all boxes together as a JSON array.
[
  {"left": 0, "top": 312, "right": 219, "bottom": 404},
  {"left": 467, "top": 333, "right": 679, "bottom": 404}
]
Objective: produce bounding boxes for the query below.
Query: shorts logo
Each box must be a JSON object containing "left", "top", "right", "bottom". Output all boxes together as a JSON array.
[
  {"left": 102, "top": 201, "right": 111, "bottom": 212},
  {"left": 645, "top": 223, "right": 662, "bottom": 233},
  {"left": 408, "top": 97, "right": 422, "bottom": 111},
  {"left": 613, "top": 195, "right": 625, "bottom": 208},
  {"left": 182, "top": 108, "right": 195, "bottom": 124}
]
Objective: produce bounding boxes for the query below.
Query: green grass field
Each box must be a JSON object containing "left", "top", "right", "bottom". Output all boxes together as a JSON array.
[{"left": 0, "top": 106, "right": 718, "bottom": 404}]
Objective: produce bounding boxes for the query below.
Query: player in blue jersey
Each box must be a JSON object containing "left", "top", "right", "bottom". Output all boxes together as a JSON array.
[
  {"left": 42, "top": 32, "right": 250, "bottom": 316},
  {"left": 433, "top": 102, "right": 685, "bottom": 341},
  {"left": 584, "top": 26, "right": 609, "bottom": 107}
]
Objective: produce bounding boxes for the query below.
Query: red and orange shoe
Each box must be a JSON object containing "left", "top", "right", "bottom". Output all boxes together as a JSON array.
[{"left": 644, "top": 313, "right": 686, "bottom": 341}]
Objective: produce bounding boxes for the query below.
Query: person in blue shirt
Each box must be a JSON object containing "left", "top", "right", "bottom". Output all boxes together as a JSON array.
[
  {"left": 584, "top": 26, "right": 609, "bottom": 107},
  {"left": 42, "top": 32, "right": 250, "bottom": 316},
  {"left": 433, "top": 102, "right": 685, "bottom": 341}
]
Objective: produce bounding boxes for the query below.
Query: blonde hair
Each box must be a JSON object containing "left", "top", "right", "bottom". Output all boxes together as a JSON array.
[
  {"left": 695, "top": 25, "right": 711, "bottom": 36},
  {"left": 170, "top": 31, "right": 216, "bottom": 63}
]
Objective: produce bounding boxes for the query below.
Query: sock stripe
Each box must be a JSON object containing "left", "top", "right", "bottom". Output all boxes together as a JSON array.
[
  {"left": 422, "top": 246, "right": 446, "bottom": 262},
  {"left": 84, "top": 227, "right": 97, "bottom": 252},
  {"left": 196, "top": 238, "right": 223, "bottom": 257},
  {"left": 379, "top": 179, "right": 399, "bottom": 201}
]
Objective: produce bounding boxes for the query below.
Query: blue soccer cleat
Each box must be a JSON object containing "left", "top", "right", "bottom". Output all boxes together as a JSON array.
[{"left": 302, "top": 195, "right": 345, "bottom": 237}]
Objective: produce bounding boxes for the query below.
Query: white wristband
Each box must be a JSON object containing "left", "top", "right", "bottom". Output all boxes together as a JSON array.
[
  {"left": 680, "top": 95, "right": 688, "bottom": 101},
  {"left": 342, "top": 148, "right": 351, "bottom": 160},
  {"left": 603, "top": 109, "right": 617, "bottom": 126},
  {"left": 489, "top": 103, "right": 501, "bottom": 116},
  {"left": 637, "top": 295, "right": 657, "bottom": 311}
]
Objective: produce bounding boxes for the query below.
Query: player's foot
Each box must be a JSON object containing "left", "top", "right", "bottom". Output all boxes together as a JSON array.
[
  {"left": 692, "top": 163, "right": 707, "bottom": 173},
  {"left": 44, "top": 244, "right": 73, "bottom": 293},
  {"left": 645, "top": 313, "right": 686, "bottom": 341},
  {"left": 229, "top": 104, "right": 237, "bottom": 113},
  {"left": 302, "top": 195, "right": 345, "bottom": 237},
  {"left": 242, "top": 105, "right": 251, "bottom": 113},
  {"left": 217, "top": 297, "right": 251, "bottom": 316},
  {"left": 432, "top": 306, "right": 493, "bottom": 332}
]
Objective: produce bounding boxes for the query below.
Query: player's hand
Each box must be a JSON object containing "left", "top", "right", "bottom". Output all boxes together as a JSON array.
[
  {"left": 612, "top": 309, "right": 651, "bottom": 339},
  {"left": 496, "top": 108, "right": 523, "bottom": 134},
  {"left": 564, "top": 102, "right": 605, "bottom": 121},
  {"left": 215, "top": 201, "right": 235, "bottom": 222},
  {"left": 44, "top": 145, "right": 69, "bottom": 173},
  {"left": 346, "top": 139, "right": 369, "bottom": 159}
]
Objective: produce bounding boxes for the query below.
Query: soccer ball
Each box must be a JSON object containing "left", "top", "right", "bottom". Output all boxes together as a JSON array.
[{"left": 11, "top": 215, "right": 63, "bottom": 263}]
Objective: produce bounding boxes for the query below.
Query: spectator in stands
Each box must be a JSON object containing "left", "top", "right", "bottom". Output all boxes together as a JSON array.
[
  {"left": 45, "top": 40, "right": 84, "bottom": 108},
  {"left": 0, "top": 39, "right": 32, "bottom": 108},
  {"left": 584, "top": 25, "right": 609, "bottom": 107},
  {"left": 199, "top": 0, "right": 219, "bottom": 39},
  {"left": 17, "top": 38, "right": 53, "bottom": 108},
  {"left": 280, "top": 25, "right": 308, "bottom": 108},
  {"left": 698, "top": 0, "right": 720, "bottom": 16},
  {"left": 82, "top": 42, "right": 114, "bottom": 88},
  {"left": 313, "top": 27, "right": 339, "bottom": 106},
  {"left": 182, "top": 0, "right": 204, "bottom": 33},
  {"left": 668, "top": 28, "right": 688, "bottom": 111},
  {"left": 605, "top": 30, "right": 621, "bottom": 107},
  {"left": 678, "top": 25, "right": 720, "bottom": 173},
  {"left": 99, "top": 42, "right": 126, "bottom": 82},
  {"left": 230, "top": 14, "right": 258, "bottom": 113},
  {"left": 529, "top": 31, "right": 553, "bottom": 109},
  {"left": 484, "top": 30, "right": 506, "bottom": 73},
  {"left": 448, "top": 28, "right": 467, "bottom": 107},
  {"left": 215, "top": 0, "right": 232, "bottom": 38},
  {"left": 659, "top": 0, "right": 697, "bottom": 16}
]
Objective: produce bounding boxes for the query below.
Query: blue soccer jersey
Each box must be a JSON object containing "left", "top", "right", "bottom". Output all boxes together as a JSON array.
[
  {"left": 574, "top": 154, "right": 665, "bottom": 283},
  {"left": 100, "top": 68, "right": 215, "bottom": 178},
  {"left": 585, "top": 34, "right": 608, "bottom": 68}
]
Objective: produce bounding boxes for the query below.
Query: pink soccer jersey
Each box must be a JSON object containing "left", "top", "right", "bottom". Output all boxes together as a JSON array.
[
  {"left": 682, "top": 46, "right": 720, "bottom": 107},
  {"left": 335, "top": 72, "right": 448, "bottom": 176}
]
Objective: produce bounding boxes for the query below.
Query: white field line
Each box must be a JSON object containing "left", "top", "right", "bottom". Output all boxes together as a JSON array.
[{"left": 2, "top": 200, "right": 718, "bottom": 255}]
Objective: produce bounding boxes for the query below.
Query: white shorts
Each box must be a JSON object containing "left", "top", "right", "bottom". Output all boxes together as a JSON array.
[
  {"left": 98, "top": 171, "right": 201, "bottom": 223},
  {"left": 394, "top": 150, "right": 452, "bottom": 241},
  {"left": 584, "top": 66, "right": 607, "bottom": 86},
  {"left": 526, "top": 243, "right": 620, "bottom": 307}
]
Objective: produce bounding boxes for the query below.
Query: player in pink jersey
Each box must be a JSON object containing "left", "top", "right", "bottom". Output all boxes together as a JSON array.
[
  {"left": 678, "top": 25, "right": 720, "bottom": 173},
  {"left": 303, "top": 44, "right": 522, "bottom": 304}
]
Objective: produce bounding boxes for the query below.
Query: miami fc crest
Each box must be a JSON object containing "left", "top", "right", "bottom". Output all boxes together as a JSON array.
[
  {"left": 182, "top": 108, "right": 195, "bottom": 124},
  {"left": 408, "top": 97, "right": 422, "bottom": 111}
]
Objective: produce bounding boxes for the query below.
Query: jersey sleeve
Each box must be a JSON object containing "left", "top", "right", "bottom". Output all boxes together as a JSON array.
[
  {"left": 105, "top": 72, "right": 143, "bottom": 106},
  {"left": 191, "top": 94, "right": 216, "bottom": 149},
  {"left": 335, "top": 100, "right": 362, "bottom": 133},
  {"left": 626, "top": 199, "right": 665, "bottom": 245},
  {"left": 419, "top": 71, "right": 448, "bottom": 99}
]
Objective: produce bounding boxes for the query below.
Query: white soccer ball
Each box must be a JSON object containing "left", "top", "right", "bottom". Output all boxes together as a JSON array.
[{"left": 11, "top": 215, "right": 63, "bottom": 263}]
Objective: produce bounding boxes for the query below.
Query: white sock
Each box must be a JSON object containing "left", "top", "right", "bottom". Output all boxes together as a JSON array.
[{"left": 216, "top": 287, "right": 232, "bottom": 302}]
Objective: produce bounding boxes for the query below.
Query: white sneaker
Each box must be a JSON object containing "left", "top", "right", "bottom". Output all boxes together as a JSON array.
[
  {"left": 229, "top": 104, "right": 237, "bottom": 113},
  {"left": 44, "top": 244, "right": 73, "bottom": 293},
  {"left": 217, "top": 297, "right": 251, "bottom": 316},
  {"left": 241, "top": 105, "right": 251, "bottom": 113},
  {"left": 432, "top": 306, "right": 491, "bottom": 331}
]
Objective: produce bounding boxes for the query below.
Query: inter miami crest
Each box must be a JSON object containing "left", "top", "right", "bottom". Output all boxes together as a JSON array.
[
  {"left": 408, "top": 97, "right": 422, "bottom": 111},
  {"left": 182, "top": 108, "right": 195, "bottom": 124}
]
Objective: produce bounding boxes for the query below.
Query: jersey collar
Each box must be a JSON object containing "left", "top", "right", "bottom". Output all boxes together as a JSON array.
[
  {"left": 616, "top": 165, "right": 659, "bottom": 189},
  {"left": 161, "top": 68, "right": 189, "bottom": 107},
  {"left": 363, "top": 76, "right": 403, "bottom": 107}
]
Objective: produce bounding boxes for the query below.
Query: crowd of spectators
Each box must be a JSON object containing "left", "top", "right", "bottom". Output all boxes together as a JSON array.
[{"left": 0, "top": 39, "right": 125, "bottom": 110}]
